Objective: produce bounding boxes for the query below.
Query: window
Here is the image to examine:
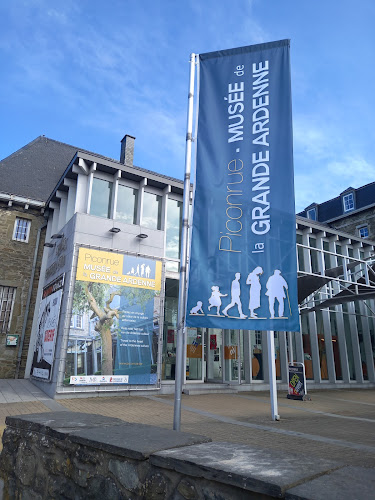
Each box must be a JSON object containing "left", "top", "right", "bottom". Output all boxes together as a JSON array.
[
  {"left": 116, "top": 184, "right": 138, "bottom": 224},
  {"left": 70, "top": 314, "right": 84, "bottom": 329},
  {"left": 306, "top": 208, "right": 316, "bottom": 221},
  {"left": 142, "top": 192, "right": 162, "bottom": 230},
  {"left": 13, "top": 218, "right": 31, "bottom": 242},
  {"left": 0, "top": 286, "right": 16, "bottom": 333},
  {"left": 166, "top": 198, "right": 183, "bottom": 272},
  {"left": 358, "top": 225, "right": 369, "bottom": 238},
  {"left": 90, "top": 177, "right": 113, "bottom": 218},
  {"left": 343, "top": 193, "right": 354, "bottom": 212}
]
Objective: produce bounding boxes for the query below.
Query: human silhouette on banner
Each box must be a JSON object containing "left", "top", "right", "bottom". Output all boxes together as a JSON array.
[
  {"left": 222, "top": 273, "right": 246, "bottom": 319},
  {"left": 190, "top": 301, "right": 204, "bottom": 315},
  {"left": 265, "top": 270, "right": 289, "bottom": 318},
  {"left": 208, "top": 286, "right": 227, "bottom": 316},
  {"left": 246, "top": 266, "right": 263, "bottom": 318}
]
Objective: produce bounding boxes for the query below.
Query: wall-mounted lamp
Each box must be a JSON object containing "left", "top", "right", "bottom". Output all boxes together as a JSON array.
[
  {"left": 44, "top": 242, "right": 55, "bottom": 248},
  {"left": 109, "top": 227, "right": 121, "bottom": 233},
  {"left": 136, "top": 233, "right": 148, "bottom": 239},
  {"left": 51, "top": 233, "right": 64, "bottom": 239}
]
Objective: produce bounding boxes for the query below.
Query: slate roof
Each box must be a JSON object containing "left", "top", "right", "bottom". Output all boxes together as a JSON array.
[
  {"left": 0, "top": 136, "right": 80, "bottom": 202},
  {"left": 0, "top": 136, "right": 184, "bottom": 205},
  {"left": 298, "top": 182, "right": 375, "bottom": 222}
]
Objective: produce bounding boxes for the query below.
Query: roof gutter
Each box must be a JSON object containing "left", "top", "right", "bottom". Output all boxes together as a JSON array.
[{"left": 0, "top": 192, "right": 44, "bottom": 208}]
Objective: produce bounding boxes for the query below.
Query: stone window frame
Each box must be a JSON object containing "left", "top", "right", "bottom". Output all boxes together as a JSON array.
[
  {"left": 70, "top": 314, "right": 84, "bottom": 329},
  {"left": 0, "top": 286, "right": 16, "bottom": 334},
  {"left": 12, "top": 217, "right": 31, "bottom": 243},
  {"left": 357, "top": 225, "right": 369, "bottom": 239},
  {"left": 306, "top": 207, "right": 317, "bottom": 221},
  {"left": 342, "top": 192, "right": 355, "bottom": 213}
]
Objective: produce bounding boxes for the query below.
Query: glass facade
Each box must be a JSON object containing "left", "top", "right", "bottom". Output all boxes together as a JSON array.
[
  {"left": 116, "top": 184, "right": 138, "bottom": 224},
  {"left": 142, "top": 192, "right": 162, "bottom": 230},
  {"left": 90, "top": 177, "right": 113, "bottom": 218},
  {"left": 166, "top": 198, "right": 182, "bottom": 272}
]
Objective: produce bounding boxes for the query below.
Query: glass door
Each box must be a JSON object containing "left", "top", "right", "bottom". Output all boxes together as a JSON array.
[
  {"left": 223, "top": 329, "right": 241, "bottom": 384},
  {"left": 186, "top": 327, "right": 204, "bottom": 382},
  {"left": 206, "top": 329, "right": 223, "bottom": 382}
]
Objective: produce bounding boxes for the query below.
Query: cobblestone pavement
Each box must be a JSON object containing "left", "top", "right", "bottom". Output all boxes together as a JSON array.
[
  {"left": 1, "top": 382, "right": 375, "bottom": 469},
  {"left": 59, "top": 388, "right": 375, "bottom": 468}
]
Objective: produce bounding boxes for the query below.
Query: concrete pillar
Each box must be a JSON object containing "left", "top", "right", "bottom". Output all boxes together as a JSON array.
[
  {"left": 56, "top": 191, "right": 68, "bottom": 232},
  {"left": 74, "top": 173, "right": 89, "bottom": 214},
  {"left": 303, "top": 231, "right": 322, "bottom": 382},
  {"left": 112, "top": 170, "right": 121, "bottom": 220},
  {"left": 279, "top": 332, "right": 288, "bottom": 382},
  {"left": 137, "top": 178, "right": 147, "bottom": 225},
  {"left": 243, "top": 330, "right": 252, "bottom": 384},
  {"left": 64, "top": 178, "right": 77, "bottom": 223}
]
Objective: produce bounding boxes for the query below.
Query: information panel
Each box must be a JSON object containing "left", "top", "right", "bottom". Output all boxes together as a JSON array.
[
  {"left": 66, "top": 248, "right": 162, "bottom": 386},
  {"left": 31, "top": 274, "right": 64, "bottom": 381}
]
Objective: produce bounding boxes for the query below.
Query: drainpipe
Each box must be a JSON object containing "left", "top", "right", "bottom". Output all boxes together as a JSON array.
[{"left": 15, "top": 222, "right": 47, "bottom": 378}]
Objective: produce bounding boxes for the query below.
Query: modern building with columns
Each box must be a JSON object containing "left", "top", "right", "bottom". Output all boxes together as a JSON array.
[{"left": 2, "top": 135, "right": 375, "bottom": 396}]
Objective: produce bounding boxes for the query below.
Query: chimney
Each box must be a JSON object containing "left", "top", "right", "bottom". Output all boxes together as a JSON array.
[{"left": 120, "top": 134, "right": 135, "bottom": 166}]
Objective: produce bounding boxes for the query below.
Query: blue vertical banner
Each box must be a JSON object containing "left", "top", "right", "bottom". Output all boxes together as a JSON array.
[{"left": 186, "top": 40, "right": 299, "bottom": 332}]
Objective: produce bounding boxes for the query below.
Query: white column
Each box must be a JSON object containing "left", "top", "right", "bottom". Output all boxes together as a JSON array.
[
  {"left": 267, "top": 331, "right": 279, "bottom": 420},
  {"left": 64, "top": 178, "right": 77, "bottom": 223},
  {"left": 112, "top": 170, "right": 121, "bottom": 220},
  {"left": 56, "top": 191, "right": 68, "bottom": 232},
  {"left": 353, "top": 245, "right": 375, "bottom": 382},
  {"left": 73, "top": 172, "right": 89, "bottom": 214},
  {"left": 304, "top": 230, "right": 322, "bottom": 383},
  {"left": 137, "top": 178, "right": 147, "bottom": 225},
  {"left": 279, "top": 332, "right": 289, "bottom": 382}
]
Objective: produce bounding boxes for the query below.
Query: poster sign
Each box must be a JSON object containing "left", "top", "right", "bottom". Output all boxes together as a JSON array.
[
  {"left": 6, "top": 334, "right": 19, "bottom": 347},
  {"left": 31, "top": 274, "right": 64, "bottom": 381},
  {"left": 66, "top": 248, "right": 162, "bottom": 386},
  {"left": 287, "top": 363, "right": 306, "bottom": 400},
  {"left": 186, "top": 40, "right": 299, "bottom": 332}
]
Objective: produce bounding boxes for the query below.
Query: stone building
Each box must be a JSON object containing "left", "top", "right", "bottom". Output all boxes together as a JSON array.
[
  {"left": 299, "top": 183, "right": 375, "bottom": 239},
  {"left": 0, "top": 137, "right": 79, "bottom": 378}
]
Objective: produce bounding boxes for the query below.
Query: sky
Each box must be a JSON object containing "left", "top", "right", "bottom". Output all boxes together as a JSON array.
[{"left": 0, "top": 0, "right": 374, "bottom": 212}]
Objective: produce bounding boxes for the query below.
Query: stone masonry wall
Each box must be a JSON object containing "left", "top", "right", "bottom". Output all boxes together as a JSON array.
[
  {"left": 329, "top": 206, "right": 375, "bottom": 241},
  {"left": 1, "top": 411, "right": 370, "bottom": 500},
  {"left": 0, "top": 202, "right": 46, "bottom": 378}
]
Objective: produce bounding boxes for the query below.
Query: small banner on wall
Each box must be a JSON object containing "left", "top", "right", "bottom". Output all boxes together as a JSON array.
[
  {"left": 66, "top": 248, "right": 162, "bottom": 386},
  {"left": 31, "top": 274, "right": 64, "bottom": 381},
  {"left": 287, "top": 363, "right": 307, "bottom": 400},
  {"left": 186, "top": 40, "right": 299, "bottom": 333}
]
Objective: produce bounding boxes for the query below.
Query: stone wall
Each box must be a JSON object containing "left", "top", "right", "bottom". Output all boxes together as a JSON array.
[
  {"left": 0, "top": 202, "right": 46, "bottom": 378},
  {"left": 1, "top": 411, "right": 372, "bottom": 500},
  {"left": 329, "top": 206, "right": 375, "bottom": 241}
]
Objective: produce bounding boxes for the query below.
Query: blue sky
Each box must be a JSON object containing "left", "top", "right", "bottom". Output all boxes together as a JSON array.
[{"left": 1, "top": 0, "right": 374, "bottom": 211}]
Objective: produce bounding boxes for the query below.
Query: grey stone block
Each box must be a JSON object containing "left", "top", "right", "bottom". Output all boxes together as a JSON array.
[
  {"left": 5, "top": 411, "right": 211, "bottom": 461},
  {"left": 285, "top": 466, "right": 375, "bottom": 500},
  {"left": 151, "top": 442, "right": 341, "bottom": 498},
  {"left": 69, "top": 421, "right": 211, "bottom": 460},
  {"left": 5, "top": 411, "right": 126, "bottom": 439}
]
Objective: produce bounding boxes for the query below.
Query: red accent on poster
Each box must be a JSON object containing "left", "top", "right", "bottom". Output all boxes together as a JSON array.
[{"left": 210, "top": 334, "right": 217, "bottom": 350}]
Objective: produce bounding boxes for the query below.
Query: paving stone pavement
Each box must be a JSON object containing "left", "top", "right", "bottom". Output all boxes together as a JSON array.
[{"left": 1, "top": 381, "right": 375, "bottom": 470}]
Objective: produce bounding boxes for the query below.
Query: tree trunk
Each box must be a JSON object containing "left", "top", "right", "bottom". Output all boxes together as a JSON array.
[{"left": 100, "top": 326, "right": 113, "bottom": 375}]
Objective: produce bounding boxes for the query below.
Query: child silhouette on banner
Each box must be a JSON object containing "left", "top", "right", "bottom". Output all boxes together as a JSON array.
[
  {"left": 208, "top": 286, "right": 227, "bottom": 316},
  {"left": 190, "top": 301, "right": 204, "bottom": 315}
]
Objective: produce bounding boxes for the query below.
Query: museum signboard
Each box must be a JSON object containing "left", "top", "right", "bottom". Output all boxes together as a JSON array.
[{"left": 66, "top": 248, "right": 162, "bottom": 386}]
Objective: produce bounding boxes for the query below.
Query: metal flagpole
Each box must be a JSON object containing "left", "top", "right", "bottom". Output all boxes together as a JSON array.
[
  {"left": 173, "top": 53, "right": 196, "bottom": 431},
  {"left": 267, "top": 330, "right": 280, "bottom": 421}
]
